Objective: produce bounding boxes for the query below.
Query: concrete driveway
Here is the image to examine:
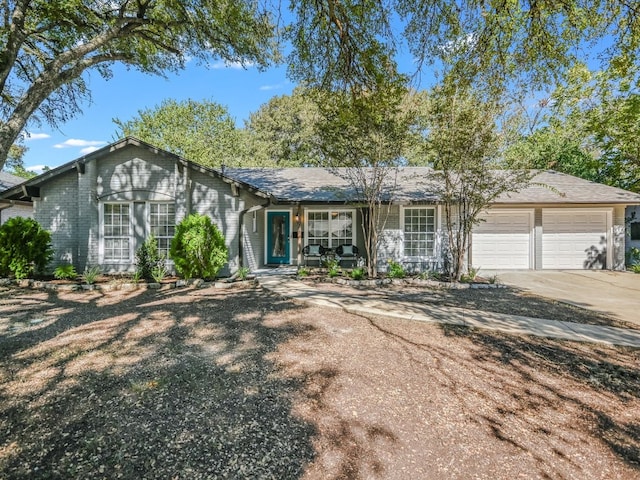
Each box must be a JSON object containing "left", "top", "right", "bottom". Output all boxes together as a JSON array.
[{"left": 485, "top": 270, "right": 640, "bottom": 327}]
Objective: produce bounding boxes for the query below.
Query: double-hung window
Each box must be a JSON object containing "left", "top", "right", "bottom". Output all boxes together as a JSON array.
[
  {"left": 306, "top": 210, "right": 354, "bottom": 248},
  {"left": 103, "top": 203, "right": 131, "bottom": 261},
  {"left": 403, "top": 207, "right": 436, "bottom": 258},
  {"left": 149, "top": 203, "right": 175, "bottom": 257}
]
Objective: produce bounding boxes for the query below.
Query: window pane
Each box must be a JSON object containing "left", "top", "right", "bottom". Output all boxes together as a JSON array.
[
  {"left": 149, "top": 203, "right": 175, "bottom": 257},
  {"left": 404, "top": 208, "right": 435, "bottom": 258},
  {"left": 103, "top": 203, "right": 131, "bottom": 261}
]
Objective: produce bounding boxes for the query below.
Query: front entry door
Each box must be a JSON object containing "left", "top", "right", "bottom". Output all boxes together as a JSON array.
[{"left": 267, "top": 212, "right": 290, "bottom": 264}]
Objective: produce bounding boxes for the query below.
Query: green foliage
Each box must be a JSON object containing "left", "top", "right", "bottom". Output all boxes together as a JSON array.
[
  {"left": 460, "top": 267, "right": 480, "bottom": 283},
  {"left": 135, "top": 236, "right": 164, "bottom": 281},
  {"left": 170, "top": 214, "right": 228, "bottom": 280},
  {"left": 0, "top": 217, "right": 53, "bottom": 279},
  {"left": 387, "top": 260, "right": 406, "bottom": 279},
  {"left": 425, "top": 80, "right": 531, "bottom": 281},
  {"left": 236, "top": 266, "right": 251, "bottom": 280},
  {"left": 419, "top": 270, "right": 442, "bottom": 281},
  {"left": 115, "top": 99, "right": 244, "bottom": 168},
  {"left": 350, "top": 267, "right": 366, "bottom": 280},
  {"left": 54, "top": 264, "right": 78, "bottom": 281},
  {"left": 297, "top": 266, "right": 310, "bottom": 277},
  {"left": 130, "top": 270, "right": 142, "bottom": 284},
  {"left": 243, "top": 88, "right": 322, "bottom": 167},
  {"left": 150, "top": 264, "right": 167, "bottom": 283},
  {"left": 327, "top": 262, "right": 341, "bottom": 278},
  {"left": 0, "top": 0, "right": 277, "bottom": 170},
  {"left": 629, "top": 264, "right": 640, "bottom": 274},
  {"left": 83, "top": 265, "right": 101, "bottom": 285},
  {"left": 627, "top": 247, "right": 640, "bottom": 267}
]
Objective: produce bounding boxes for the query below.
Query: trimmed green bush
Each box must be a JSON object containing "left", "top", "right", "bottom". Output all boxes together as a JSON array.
[
  {"left": 0, "top": 217, "right": 53, "bottom": 279},
  {"left": 170, "top": 214, "right": 228, "bottom": 279}
]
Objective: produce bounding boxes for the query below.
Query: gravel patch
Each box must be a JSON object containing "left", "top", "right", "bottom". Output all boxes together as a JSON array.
[{"left": 0, "top": 285, "right": 638, "bottom": 479}]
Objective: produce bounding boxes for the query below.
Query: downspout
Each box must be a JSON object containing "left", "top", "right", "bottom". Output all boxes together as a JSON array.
[{"left": 238, "top": 197, "right": 272, "bottom": 269}]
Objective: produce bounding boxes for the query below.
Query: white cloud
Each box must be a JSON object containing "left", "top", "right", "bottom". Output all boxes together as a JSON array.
[
  {"left": 80, "top": 146, "right": 101, "bottom": 155},
  {"left": 25, "top": 165, "right": 48, "bottom": 174},
  {"left": 24, "top": 133, "right": 51, "bottom": 141},
  {"left": 212, "top": 60, "right": 254, "bottom": 70},
  {"left": 54, "top": 139, "right": 106, "bottom": 149},
  {"left": 259, "top": 83, "right": 284, "bottom": 91}
]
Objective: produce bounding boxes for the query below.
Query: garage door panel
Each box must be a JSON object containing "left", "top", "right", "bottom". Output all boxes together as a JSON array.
[
  {"left": 542, "top": 210, "right": 608, "bottom": 269},
  {"left": 472, "top": 210, "right": 532, "bottom": 269}
]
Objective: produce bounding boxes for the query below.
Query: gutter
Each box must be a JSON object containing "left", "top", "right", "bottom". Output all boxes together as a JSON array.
[{"left": 238, "top": 196, "right": 273, "bottom": 269}]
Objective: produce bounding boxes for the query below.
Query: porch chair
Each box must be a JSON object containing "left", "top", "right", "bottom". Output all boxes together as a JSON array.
[
  {"left": 335, "top": 244, "right": 360, "bottom": 267},
  {"left": 302, "top": 244, "right": 326, "bottom": 266}
]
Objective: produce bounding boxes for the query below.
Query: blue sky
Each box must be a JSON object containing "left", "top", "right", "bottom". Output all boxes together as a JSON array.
[{"left": 20, "top": 60, "right": 296, "bottom": 172}]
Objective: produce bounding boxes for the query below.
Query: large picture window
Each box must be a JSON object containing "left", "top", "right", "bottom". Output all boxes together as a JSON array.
[
  {"left": 103, "top": 203, "right": 131, "bottom": 261},
  {"left": 403, "top": 207, "right": 435, "bottom": 258},
  {"left": 306, "top": 210, "right": 354, "bottom": 248},
  {"left": 150, "top": 203, "right": 175, "bottom": 257}
]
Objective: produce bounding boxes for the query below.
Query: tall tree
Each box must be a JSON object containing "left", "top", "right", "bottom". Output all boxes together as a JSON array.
[
  {"left": 0, "top": 0, "right": 277, "bottom": 170},
  {"left": 424, "top": 80, "right": 531, "bottom": 281},
  {"left": 506, "top": 64, "right": 640, "bottom": 192},
  {"left": 114, "top": 99, "right": 243, "bottom": 168},
  {"left": 243, "top": 88, "right": 322, "bottom": 167}
]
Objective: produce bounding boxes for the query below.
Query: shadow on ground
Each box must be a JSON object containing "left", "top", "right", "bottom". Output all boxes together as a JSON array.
[{"left": 0, "top": 286, "right": 317, "bottom": 479}]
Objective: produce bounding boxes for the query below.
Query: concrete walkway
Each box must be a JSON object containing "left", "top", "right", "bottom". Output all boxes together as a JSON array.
[{"left": 257, "top": 275, "right": 640, "bottom": 348}]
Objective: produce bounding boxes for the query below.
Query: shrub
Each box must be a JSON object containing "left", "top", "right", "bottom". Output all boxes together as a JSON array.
[
  {"left": 350, "top": 267, "right": 365, "bottom": 280},
  {"left": 83, "top": 265, "right": 102, "bottom": 285},
  {"left": 387, "top": 260, "right": 405, "bottom": 279},
  {"left": 0, "top": 217, "right": 53, "bottom": 279},
  {"left": 135, "top": 235, "right": 165, "bottom": 281},
  {"left": 630, "top": 264, "right": 640, "bottom": 274},
  {"left": 151, "top": 264, "right": 167, "bottom": 283},
  {"left": 324, "top": 258, "right": 341, "bottom": 278},
  {"left": 170, "top": 214, "right": 228, "bottom": 279},
  {"left": 54, "top": 264, "right": 78, "bottom": 280},
  {"left": 460, "top": 266, "right": 481, "bottom": 283},
  {"left": 297, "top": 266, "right": 310, "bottom": 277},
  {"left": 627, "top": 247, "right": 640, "bottom": 267},
  {"left": 236, "top": 266, "right": 250, "bottom": 280}
]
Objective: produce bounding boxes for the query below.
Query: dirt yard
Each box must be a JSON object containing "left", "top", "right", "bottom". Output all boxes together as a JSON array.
[{"left": 0, "top": 283, "right": 638, "bottom": 479}]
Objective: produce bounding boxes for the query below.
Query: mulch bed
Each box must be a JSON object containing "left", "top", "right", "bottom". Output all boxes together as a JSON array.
[{"left": 0, "top": 284, "right": 638, "bottom": 479}]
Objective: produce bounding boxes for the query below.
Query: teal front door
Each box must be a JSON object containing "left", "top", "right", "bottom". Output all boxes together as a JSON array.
[{"left": 267, "top": 212, "right": 290, "bottom": 264}]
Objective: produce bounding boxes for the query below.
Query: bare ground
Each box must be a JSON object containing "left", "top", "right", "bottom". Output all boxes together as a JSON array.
[{"left": 0, "top": 283, "right": 638, "bottom": 479}]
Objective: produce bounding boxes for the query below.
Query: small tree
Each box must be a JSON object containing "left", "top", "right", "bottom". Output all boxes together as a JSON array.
[
  {"left": 424, "top": 81, "right": 531, "bottom": 281},
  {"left": 314, "top": 82, "right": 420, "bottom": 277},
  {"left": 170, "top": 214, "right": 228, "bottom": 280},
  {"left": 135, "top": 235, "right": 165, "bottom": 281},
  {"left": 0, "top": 217, "right": 53, "bottom": 279}
]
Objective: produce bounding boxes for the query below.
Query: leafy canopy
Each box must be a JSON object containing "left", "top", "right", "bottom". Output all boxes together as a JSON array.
[
  {"left": 115, "top": 99, "right": 243, "bottom": 168},
  {"left": 0, "top": 0, "right": 277, "bottom": 170}
]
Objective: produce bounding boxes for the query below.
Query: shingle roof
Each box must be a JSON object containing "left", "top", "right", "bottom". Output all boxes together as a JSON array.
[
  {"left": 225, "top": 167, "right": 640, "bottom": 205},
  {"left": 0, "top": 171, "right": 25, "bottom": 192},
  {"left": 224, "top": 167, "right": 441, "bottom": 203},
  {"left": 496, "top": 170, "right": 640, "bottom": 204}
]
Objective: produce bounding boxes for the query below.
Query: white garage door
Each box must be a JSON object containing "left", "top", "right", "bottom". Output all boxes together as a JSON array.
[
  {"left": 472, "top": 210, "right": 532, "bottom": 269},
  {"left": 542, "top": 210, "right": 609, "bottom": 269}
]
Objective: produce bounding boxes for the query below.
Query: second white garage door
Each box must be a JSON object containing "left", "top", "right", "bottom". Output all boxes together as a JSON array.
[
  {"left": 542, "top": 209, "right": 610, "bottom": 269},
  {"left": 472, "top": 210, "right": 533, "bottom": 269}
]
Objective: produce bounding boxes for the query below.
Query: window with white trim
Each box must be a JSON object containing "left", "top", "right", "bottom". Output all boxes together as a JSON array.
[
  {"left": 403, "top": 207, "right": 435, "bottom": 257},
  {"left": 103, "top": 203, "right": 131, "bottom": 261},
  {"left": 306, "top": 210, "right": 354, "bottom": 248},
  {"left": 149, "top": 203, "right": 175, "bottom": 257}
]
